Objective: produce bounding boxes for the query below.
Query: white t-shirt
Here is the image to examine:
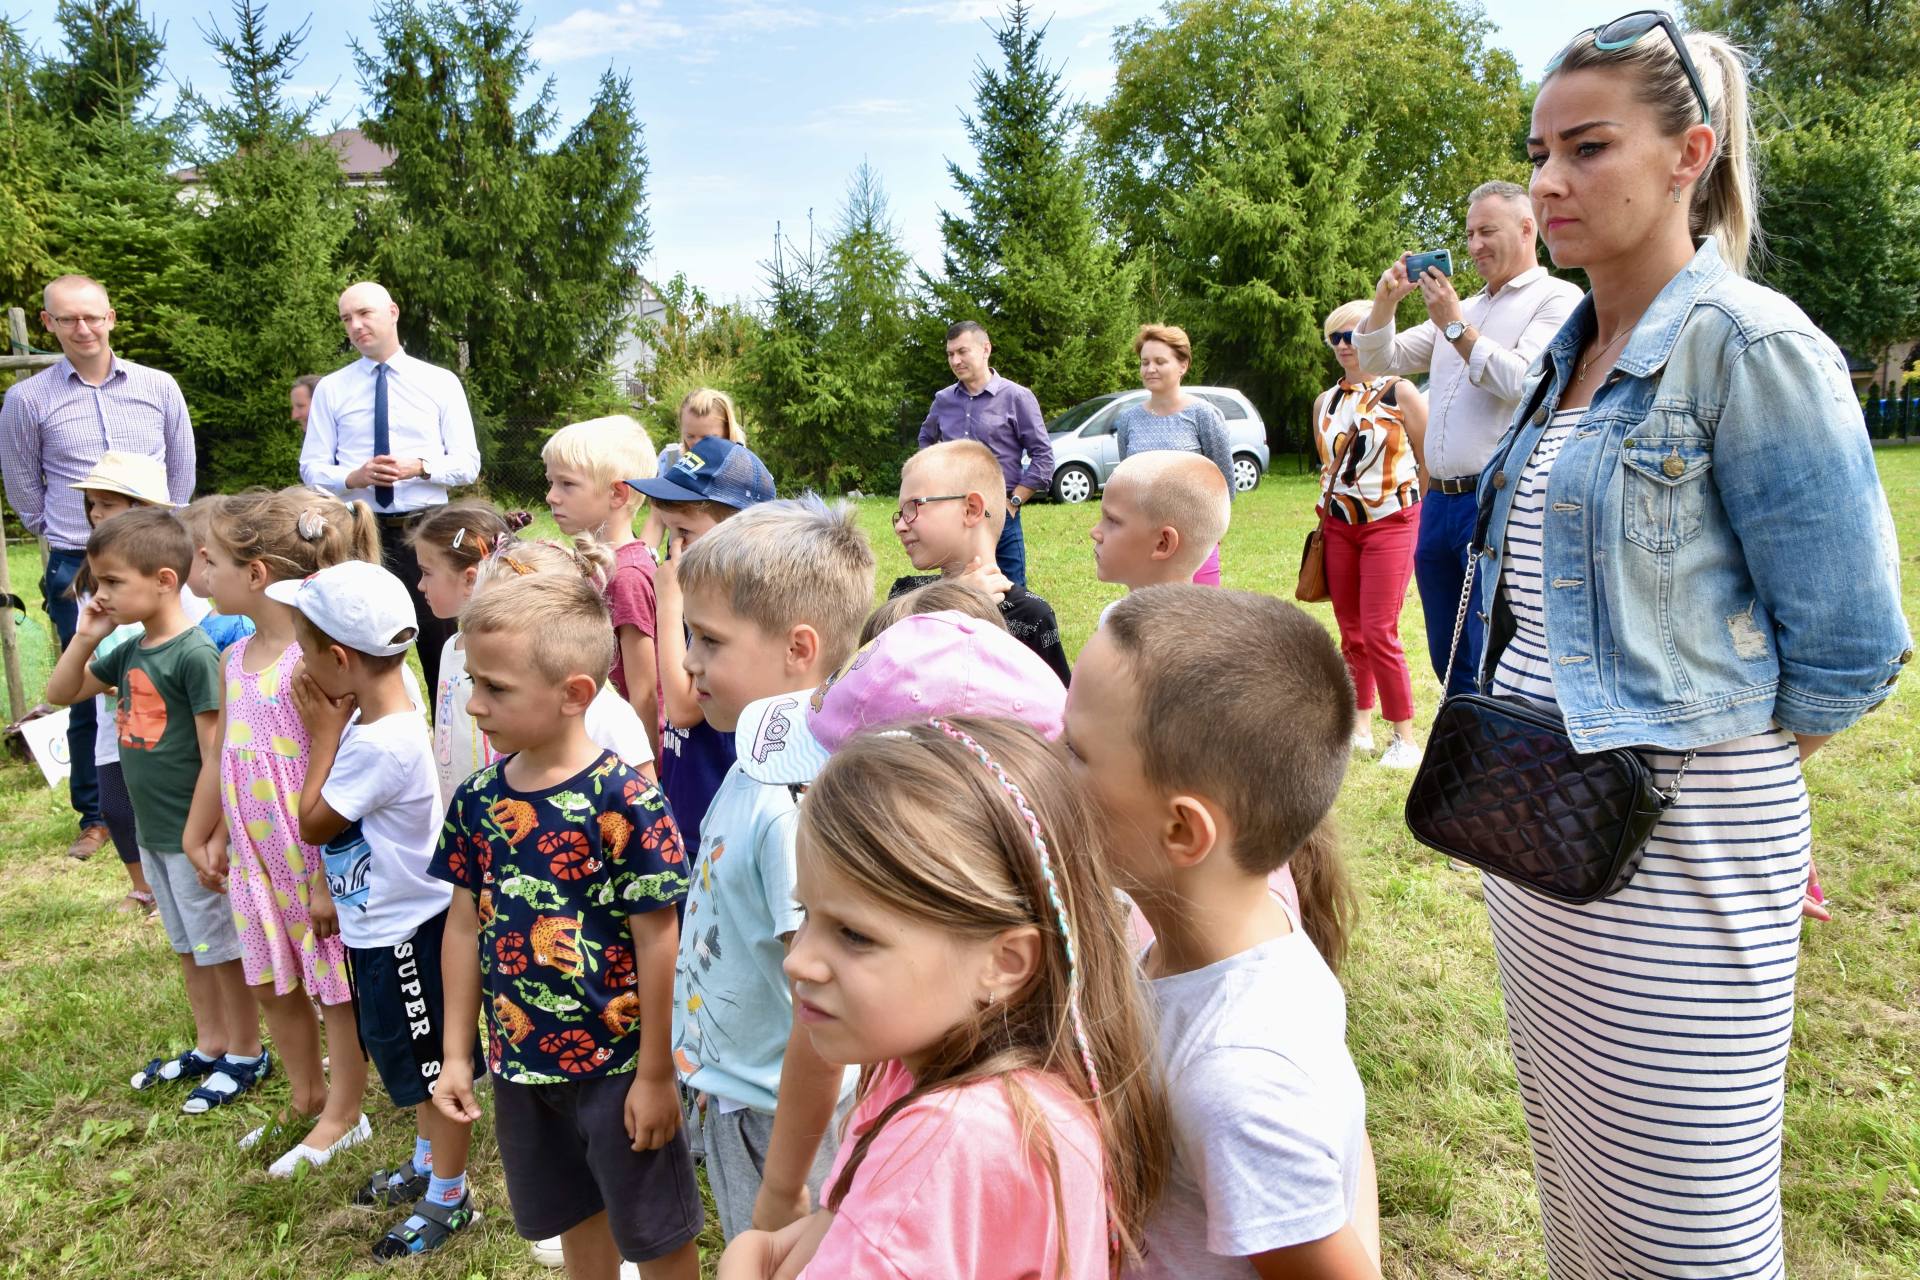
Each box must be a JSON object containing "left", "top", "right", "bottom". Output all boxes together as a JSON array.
[
  {"left": 1126, "top": 921, "right": 1368, "bottom": 1278},
  {"left": 319, "top": 708, "right": 451, "bottom": 948},
  {"left": 90, "top": 590, "right": 214, "bottom": 766},
  {"left": 434, "top": 634, "right": 654, "bottom": 801}
]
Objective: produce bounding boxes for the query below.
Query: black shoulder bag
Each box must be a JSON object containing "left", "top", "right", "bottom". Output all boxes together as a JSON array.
[{"left": 1402, "top": 382, "right": 1693, "bottom": 904}]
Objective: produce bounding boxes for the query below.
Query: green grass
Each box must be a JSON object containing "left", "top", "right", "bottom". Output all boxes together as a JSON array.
[{"left": 2, "top": 454, "right": 1916, "bottom": 1278}]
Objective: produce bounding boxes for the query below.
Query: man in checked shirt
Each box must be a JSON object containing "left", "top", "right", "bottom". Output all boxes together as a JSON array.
[{"left": 1, "top": 274, "right": 196, "bottom": 861}]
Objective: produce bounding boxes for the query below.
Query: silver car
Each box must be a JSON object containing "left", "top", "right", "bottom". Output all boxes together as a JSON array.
[{"left": 1044, "top": 387, "right": 1270, "bottom": 503}]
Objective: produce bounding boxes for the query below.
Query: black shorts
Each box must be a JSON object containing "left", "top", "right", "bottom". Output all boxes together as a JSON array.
[
  {"left": 347, "top": 907, "right": 459, "bottom": 1109},
  {"left": 492, "top": 1072, "right": 703, "bottom": 1261}
]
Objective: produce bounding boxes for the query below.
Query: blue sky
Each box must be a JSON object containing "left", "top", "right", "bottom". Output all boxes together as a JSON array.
[{"left": 10, "top": 0, "right": 1631, "bottom": 299}]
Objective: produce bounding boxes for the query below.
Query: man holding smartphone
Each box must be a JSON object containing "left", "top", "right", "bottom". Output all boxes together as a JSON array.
[{"left": 1353, "top": 180, "right": 1581, "bottom": 696}]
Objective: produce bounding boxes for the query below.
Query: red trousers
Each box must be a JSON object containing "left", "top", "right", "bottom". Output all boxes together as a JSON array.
[{"left": 1322, "top": 504, "right": 1420, "bottom": 722}]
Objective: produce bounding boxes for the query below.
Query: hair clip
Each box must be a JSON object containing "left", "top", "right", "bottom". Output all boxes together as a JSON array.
[
  {"left": 928, "top": 717, "right": 1102, "bottom": 1100},
  {"left": 451, "top": 527, "right": 466, "bottom": 550},
  {"left": 296, "top": 509, "right": 328, "bottom": 541}
]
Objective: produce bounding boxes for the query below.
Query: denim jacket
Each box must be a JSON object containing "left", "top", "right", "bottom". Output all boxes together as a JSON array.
[{"left": 1473, "top": 238, "right": 1911, "bottom": 751}]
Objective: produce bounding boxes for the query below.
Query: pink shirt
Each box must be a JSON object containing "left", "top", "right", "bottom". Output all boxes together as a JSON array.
[
  {"left": 605, "top": 540, "right": 658, "bottom": 700},
  {"left": 802, "top": 1060, "right": 1109, "bottom": 1280}
]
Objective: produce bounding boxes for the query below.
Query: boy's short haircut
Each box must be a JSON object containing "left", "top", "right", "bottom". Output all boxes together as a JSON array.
[
  {"left": 461, "top": 573, "right": 615, "bottom": 688},
  {"left": 650, "top": 497, "right": 740, "bottom": 525},
  {"left": 293, "top": 615, "right": 411, "bottom": 675},
  {"left": 1104, "top": 587, "right": 1354, "bottom": 875},
  {"left": 1111, "top": 452, "right": 1231, "bottom": 562},
  {"left": 906, "top": 440, "right": 1005, "bottom": 521},
  {"left": 859, "top": 579, "right": 1008, "bottom": 646},
  {"left": 87, "top": 507, "right": 194, "bottom": 580},
  {"left": 541, "top": 414, "right": 659, "bottom": 493},
  {"left": 676, "top": 495, "right": 875, "bottom": 672}
]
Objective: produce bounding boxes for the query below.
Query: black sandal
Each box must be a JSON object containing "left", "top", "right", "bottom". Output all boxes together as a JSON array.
[
  {"left": 371, "top": 1194, "right": 478, "bottom": 1261},
  {"left": 354, "top": 1158, "right": 430, "bottom": 1208}
]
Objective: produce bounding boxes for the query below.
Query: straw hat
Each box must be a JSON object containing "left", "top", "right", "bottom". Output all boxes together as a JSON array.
[{"left": 68, "top": 451, "right": 171, "bottom": 507}]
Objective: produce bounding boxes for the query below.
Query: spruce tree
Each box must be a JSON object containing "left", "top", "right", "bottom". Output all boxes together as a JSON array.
[
  {"left": 929, "top": 3, "right": 1138, "bottom": 417},
  {"left": 163, "top": 0, "right": 355, "bottom": 489},
  {"left": 0, "top": 22, "right": 60, "bottom": 319},
  {"left": 354, "top": 0, "right": 651, "bottom": 487}
]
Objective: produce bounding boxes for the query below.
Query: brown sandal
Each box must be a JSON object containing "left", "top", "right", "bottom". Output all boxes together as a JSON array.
[{"left": 116, "top": 890, "right": 157, "bottom": 915}]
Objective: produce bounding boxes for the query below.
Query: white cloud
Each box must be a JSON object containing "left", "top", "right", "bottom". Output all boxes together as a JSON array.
[
  {"left": 711, "top": 1, "right": 827, "bottom": 33},
  {"left": 529, "top": 2, "right": 689, "bottom": 63},
  {"left": 890, "top": 0, "right": 1126, "bottom": 22}
]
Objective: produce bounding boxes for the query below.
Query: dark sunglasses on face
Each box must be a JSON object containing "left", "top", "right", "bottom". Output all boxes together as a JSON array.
[
  {"left": 1546, "top": 10, "right": 1712, "bottom": 127},
  {"left": 1326, "top": 331, "right": 1356, "bottom": 348}
]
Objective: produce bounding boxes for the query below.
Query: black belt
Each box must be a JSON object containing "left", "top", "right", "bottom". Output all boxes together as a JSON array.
[
  {"left": 1432, "top": 475, "right": 1477, "bottom": 496},
  {"left": 373, "top": 509, "right": 431, "bottom": 527}
]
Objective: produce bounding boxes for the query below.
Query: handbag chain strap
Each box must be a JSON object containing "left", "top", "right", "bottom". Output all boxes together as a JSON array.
[{"left": 1438, "top": 549, "right": 1477, "bottom": 695}]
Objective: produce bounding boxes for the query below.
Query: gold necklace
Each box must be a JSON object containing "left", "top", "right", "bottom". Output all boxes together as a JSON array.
[{"left": 1578, "top": 327, "right": 1634, "bottom": 382}]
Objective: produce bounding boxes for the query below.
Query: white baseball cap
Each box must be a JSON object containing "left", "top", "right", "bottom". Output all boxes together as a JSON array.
[{"left": 264, "top": 560, "right": 417, "bottom": 656}]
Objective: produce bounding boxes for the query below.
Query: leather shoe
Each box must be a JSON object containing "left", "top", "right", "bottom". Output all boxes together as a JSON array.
[{"left": 67, "top": 825, "right": 110, "bottom": 860}]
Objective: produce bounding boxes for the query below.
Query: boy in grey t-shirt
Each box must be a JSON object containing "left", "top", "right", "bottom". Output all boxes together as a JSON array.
[{"left": 1064, "top": 586, "right": 1381, "bottom": 1279}]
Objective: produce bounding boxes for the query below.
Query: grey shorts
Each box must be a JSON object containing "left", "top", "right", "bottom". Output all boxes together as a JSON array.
[
  {"left": 494, "top": 1072, "right": 703, "bottom": 1262},
  {"left": 140, "top": 848, "right": 242, "bottom": 966},
  {"left": 699, "top": 1091, "right": 852, "bottom": 1240}
]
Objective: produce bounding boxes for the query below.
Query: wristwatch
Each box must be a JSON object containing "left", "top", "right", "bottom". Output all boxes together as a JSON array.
[
  {"left": 1443, "top": 320, "right": 1468, "bottom": 342},
  {"left": 1008, "top": 494, "right": 1025, "bottom": 511}
]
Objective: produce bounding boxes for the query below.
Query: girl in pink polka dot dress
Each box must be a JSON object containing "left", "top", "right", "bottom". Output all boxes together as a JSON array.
[{"left": 182, "top": 488, "right": 379, "bottom": 1175}]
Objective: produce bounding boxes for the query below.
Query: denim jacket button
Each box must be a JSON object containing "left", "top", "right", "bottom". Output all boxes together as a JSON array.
[
  {"left": 1662, "top": 455, "right": 1686, "bottom": 478},
  {"left": 1624, "top": 438, "right": 1636, "bottom": 448},
  {"left": 1493, "top": 471, "right": 1507, "bottom": 489},
  {"left": 1901, "top": 647, "right": 1914, "bottom": 665}
]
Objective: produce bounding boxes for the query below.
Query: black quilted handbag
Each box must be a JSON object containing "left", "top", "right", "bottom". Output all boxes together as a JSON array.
[{"left": 1403, "top": 553, "right": 1692, "bottom": 904}]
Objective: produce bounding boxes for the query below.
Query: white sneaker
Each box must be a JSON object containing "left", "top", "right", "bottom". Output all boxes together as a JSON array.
[
  {"left": 530, "top": 1237, "right": 565, "bottom": 1268},
  {"left": 1350, "top": 728, "right": 1376, "bottom": 754},
  {"left": 1379, "top": 738, "right": 1423, "bottom": 769},
  {"left": 266, "top": 1113, "right": 372, "bottom": 1178}
]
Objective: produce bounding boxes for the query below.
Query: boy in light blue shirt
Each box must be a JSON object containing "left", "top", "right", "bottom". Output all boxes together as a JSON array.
[{"left": 668, "top": 497, "right": 873, "bottom": 1240}]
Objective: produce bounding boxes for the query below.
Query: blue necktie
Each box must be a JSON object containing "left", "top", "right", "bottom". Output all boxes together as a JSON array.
[{"left": 372, "top": 362, "right": 393, "bottom": 509}]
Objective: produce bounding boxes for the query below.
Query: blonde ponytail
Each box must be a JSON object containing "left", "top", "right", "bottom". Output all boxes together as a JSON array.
[{"left": 1687, "top": 34, "right": 1759, "bottom": 276}]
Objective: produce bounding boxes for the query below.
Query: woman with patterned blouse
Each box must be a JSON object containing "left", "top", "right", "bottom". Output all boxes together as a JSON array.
[{"left": 1313, "top": 299, "right": 1429, "bottom": 768}]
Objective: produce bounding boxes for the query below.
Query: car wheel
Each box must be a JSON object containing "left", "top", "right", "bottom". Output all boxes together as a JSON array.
[
  {"left": 1052, "top": 464, "right": 1097, "bottom": 504},
  {"left": 1231, "top": 453, "right": 1263, "bottom": 493}
]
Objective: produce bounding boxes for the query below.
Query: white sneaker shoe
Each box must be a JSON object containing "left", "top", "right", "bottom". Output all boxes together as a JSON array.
[
  {"left": 266, "top": 1113, "right": 372, "bottom": 1178},
  {"left": 1350, "top": 728, "right": 1376, "bottom": 754},
  {"left": 530, "top": 1237, "right": 566, "bottom": 1268},
  {"left": 1379, "top": 738, "right": 1423, "bottom": 769}
]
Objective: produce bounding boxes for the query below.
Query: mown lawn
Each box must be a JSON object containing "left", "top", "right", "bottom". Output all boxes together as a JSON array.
[{"left": 1, "top": 451, "right": 1915, "bottom": 1279}]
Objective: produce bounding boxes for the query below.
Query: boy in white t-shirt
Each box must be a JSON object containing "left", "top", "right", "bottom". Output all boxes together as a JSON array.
[
  {"left": 1064, "top": 586, "right": 1382, "bottom": 1280},
  {"left": 273, "top": 561, "right": 478, "bottom": 1261},
  {"left": 1090, "top": 450, "right": 1231, "bottom": 631}
]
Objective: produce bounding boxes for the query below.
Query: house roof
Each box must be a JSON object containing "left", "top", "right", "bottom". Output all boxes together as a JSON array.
[{"left": 171, "top": 127, "right": 396, "bottom": 184}]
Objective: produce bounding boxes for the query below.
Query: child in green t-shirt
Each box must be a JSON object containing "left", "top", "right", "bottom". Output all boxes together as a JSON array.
[{"left": 46, "top": 507, "right": 270, "bottom": 1114}]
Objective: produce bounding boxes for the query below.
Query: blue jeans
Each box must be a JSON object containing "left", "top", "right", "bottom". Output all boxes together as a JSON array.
[
  {"left": 42, "top": 548, "right": 102, "bottom": 830},
  {"left": 995, "top": 507, "right": 1027, "bottom": 589},
  {"left": 1412, "top": 489, "right": 1485, "bottom": 697}
]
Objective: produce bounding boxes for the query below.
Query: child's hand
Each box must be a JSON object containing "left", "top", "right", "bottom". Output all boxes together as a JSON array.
[
  {"left": 290, "top": 665, "right": 355, "bottom": 739},
  {"left": 624, "top": 1071, "right": 681, "bottom": 1152},
  {"left": 74, "top": 595, "right": 115, "bottom": 641},
  {"left": 957, "top": 554, "right": 1012, "bottom": 602},
  {"left": 308, "top": 882, "right": 339, "bottom": 939},
  {"left": 434, "top": 1060, "right": 483, "bottom": 1126},
  {"left": 719, "top": 1213, "right": 832, "bottom": 1280},
  {"left": 190, "top": 830, "right": 229, "bottom": 893},
  {"left": 751, "top": 1179, "right": 812, "bottom": 1234}
]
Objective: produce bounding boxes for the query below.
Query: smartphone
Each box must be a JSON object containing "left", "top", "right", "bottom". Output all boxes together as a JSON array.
[{"left": 1404, "top": 249, "right": 1454, "bottom": 279}]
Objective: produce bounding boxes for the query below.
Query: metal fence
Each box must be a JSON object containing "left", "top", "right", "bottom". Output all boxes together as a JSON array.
[{"left": 1860, "top": 382, "right": 1918, "bottom": 440}]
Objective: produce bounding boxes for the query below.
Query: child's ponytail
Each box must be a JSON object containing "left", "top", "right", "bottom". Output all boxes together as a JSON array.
[
  {"left": 1288, "top": 818, "right": 1357, "bottom": 974},
  {"left": 208, "top": 486, "right": 383, "bottom": 582}
]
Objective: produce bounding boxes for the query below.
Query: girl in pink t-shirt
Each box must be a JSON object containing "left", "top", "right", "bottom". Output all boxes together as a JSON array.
[{"left": 718, "top": 717, "right": 1169, "bottom": 1280}]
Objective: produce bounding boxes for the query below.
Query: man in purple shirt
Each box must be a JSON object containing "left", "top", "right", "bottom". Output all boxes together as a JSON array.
[
  {"left": 0, "top": 274, "right": 196, "bottom": 860},
  {"left": 918, "top": 321, "right": 1053, "bottom": 588}
]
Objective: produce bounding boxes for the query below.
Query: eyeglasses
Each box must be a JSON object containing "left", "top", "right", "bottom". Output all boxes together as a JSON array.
[
  {"left": 892, "top": 494, "right": 966, "bottom": 527},
  {"left": 47, "top": 314, "right": 111, "bottom": 330},
  {"left": 1326, "top": 331, "right": 1356, "bottom": 348},
  {"left": 1547, "top": 10, "right": 1711, "bottom": 126}
]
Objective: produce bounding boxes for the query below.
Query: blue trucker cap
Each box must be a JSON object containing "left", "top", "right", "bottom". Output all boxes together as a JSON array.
[{"left": 630, "top": 436, "right": 777, "bottom": 510}]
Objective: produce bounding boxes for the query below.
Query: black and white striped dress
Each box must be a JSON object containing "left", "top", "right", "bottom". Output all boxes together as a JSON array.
[{"left": 1483, "top": 409, "right": 1807, "bottom": 1280}]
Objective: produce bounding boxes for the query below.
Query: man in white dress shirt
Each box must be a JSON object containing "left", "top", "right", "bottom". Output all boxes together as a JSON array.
[
  {"left": 1354, "top": 181, "right": 1581, "bottom": 697},
  {"left": 298, "top": 281, "right": 480, "bottom": 697}
]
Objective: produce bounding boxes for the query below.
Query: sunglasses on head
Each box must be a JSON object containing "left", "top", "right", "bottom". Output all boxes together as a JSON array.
[
  {"left": 1547, "top": 10, "right": 1711, "bottom": 127},
  {"left": 1326, "top": 331, "right": 1355, "bottom": 348}
]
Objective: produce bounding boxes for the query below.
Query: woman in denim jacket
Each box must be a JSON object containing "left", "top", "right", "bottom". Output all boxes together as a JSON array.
[{"left": 1467, "top": 16, "right": 1910, "bottom": 1278}]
